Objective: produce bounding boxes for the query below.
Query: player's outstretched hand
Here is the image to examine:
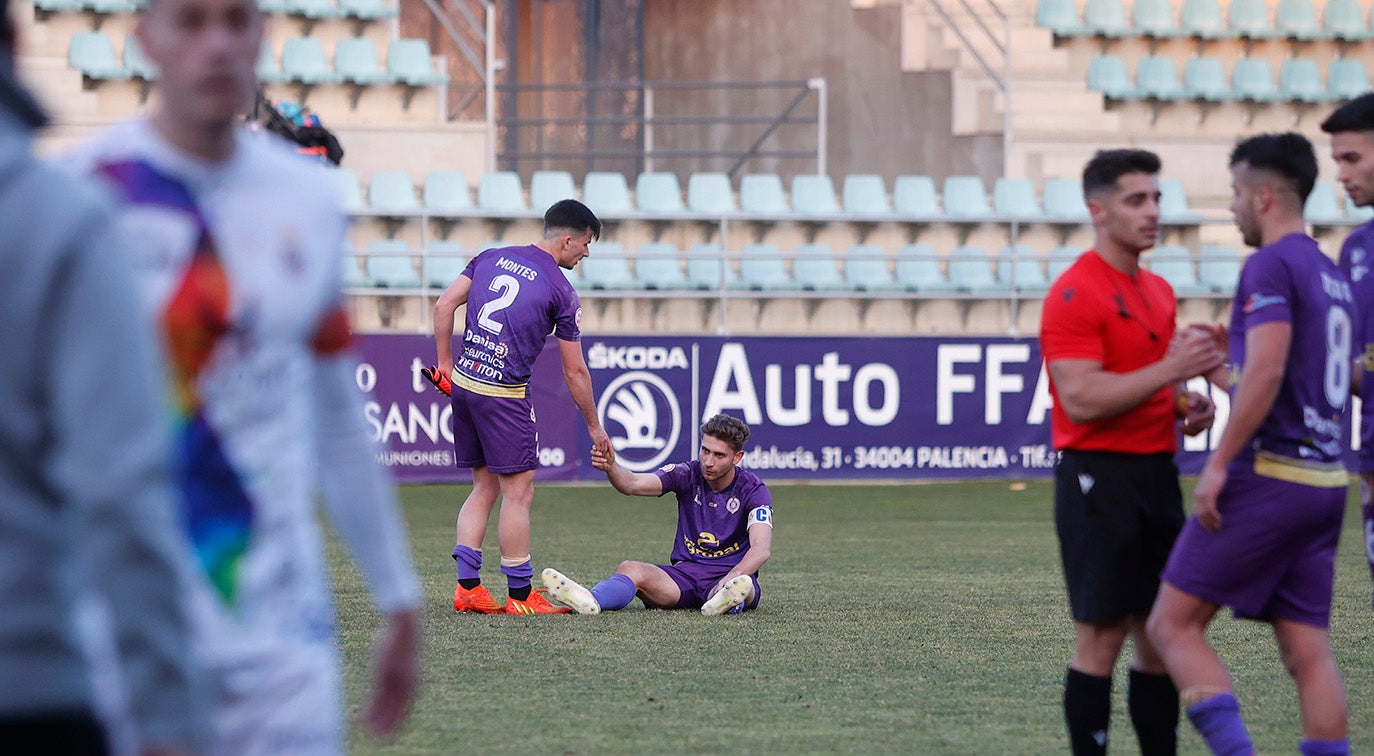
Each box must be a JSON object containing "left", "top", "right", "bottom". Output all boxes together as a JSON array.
[
  {"left": 421, "top": 365, "right": 452, "bottom": 397},
  {"left": 591, "top": 442, "right": 616, "bottom": 472},
  {"left": 360, "top": 608, "right": 420, "bottom": 740}
]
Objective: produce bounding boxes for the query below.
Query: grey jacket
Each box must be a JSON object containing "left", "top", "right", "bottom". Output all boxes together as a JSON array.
[{"left": 0, "top": 62, "right": 200, "bottom": 747}]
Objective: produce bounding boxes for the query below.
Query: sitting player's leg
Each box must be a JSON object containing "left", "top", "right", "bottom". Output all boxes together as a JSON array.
[
  {"left": 540, "top": 568, "right": 601, "bottom": 614},
  {"left": 618, "top": 561, "right": 682, "bottom": 610},
  {"left": 452, "top": 467, "right": 503, "bottom": 614},
  {"left": 701, "top": 575, "right": 755, "bottom": 617}
]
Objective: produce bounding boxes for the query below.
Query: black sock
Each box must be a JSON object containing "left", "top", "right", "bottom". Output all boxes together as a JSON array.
[
  {"left": 1128, "top": 669, "right": 1179, "bottom": 756},
  {"left": 458, "top": 578, "right": 480, "bottom": 590},
  {"left": 1065, "top": 667, "right": 1112, "bottom": 756},
  {"left": 508, "top": 585, "right": 531, "bottom": 601}
]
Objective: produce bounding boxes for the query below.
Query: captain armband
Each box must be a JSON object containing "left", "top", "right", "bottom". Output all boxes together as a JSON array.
[{"left": 748, "top": 506, "right": 773, "bottom": 528}]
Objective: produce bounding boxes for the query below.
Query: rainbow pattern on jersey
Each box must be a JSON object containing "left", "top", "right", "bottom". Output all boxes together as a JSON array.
[{"left": 97, "top": 160, "right": 255, "bottom": 604}]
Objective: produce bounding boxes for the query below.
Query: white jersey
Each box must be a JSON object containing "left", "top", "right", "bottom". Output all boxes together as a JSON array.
[{"left": 68, "top": 119, "right": 420, "bottom": 751}]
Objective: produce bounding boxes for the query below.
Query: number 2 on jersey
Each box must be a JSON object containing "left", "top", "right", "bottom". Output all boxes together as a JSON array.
[{"left": 477, "top": 274, "right": 521, "bottom": 335}]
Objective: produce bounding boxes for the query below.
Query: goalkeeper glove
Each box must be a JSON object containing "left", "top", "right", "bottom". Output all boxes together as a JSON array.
[{"left": 422, "top": 365, "right": 452, "bottom": 396}]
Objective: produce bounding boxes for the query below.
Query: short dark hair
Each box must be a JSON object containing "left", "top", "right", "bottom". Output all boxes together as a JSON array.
[
  {"left": 1229, "top": 132, "right": 1317, "bottom": 203},
  {"left": 701, "top": 414, "right": 750, "bottom": 452},
  {"left": 1320, "top": 92, "right": 1374, "bottom": 134},
  {"left": 543, "top": 198, "right": 601, "bottom": 241},
  {"left": 1082, "top": 149, "right": 1161, "bottom": 199}
]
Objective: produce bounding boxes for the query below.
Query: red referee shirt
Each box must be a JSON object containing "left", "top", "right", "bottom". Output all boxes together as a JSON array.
[{"left": 1040, "top": 250, "right": 1179, "bottom": 453}]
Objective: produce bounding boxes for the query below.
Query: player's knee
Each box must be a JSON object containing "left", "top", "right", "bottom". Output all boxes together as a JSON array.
[
  {"left": 615, "top": 560, "right": 646, "bottom": 579},
  {"left": 1143, "top": 611, "right": 1171, "bottom": 648}
]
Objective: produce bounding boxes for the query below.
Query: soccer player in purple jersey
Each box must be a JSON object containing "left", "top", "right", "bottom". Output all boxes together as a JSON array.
[
  {"left": 540, "top": 414, "right": 773, "bottom": 617},
  {"left": 1322, "top": 93, "right": 1374, "bottom": 610},
  {"left": 432, "top": 199, "right": 612, "bottom": 615},
  {"left": 1146, "top": 133, "right": 1354, "bottom": 756}
]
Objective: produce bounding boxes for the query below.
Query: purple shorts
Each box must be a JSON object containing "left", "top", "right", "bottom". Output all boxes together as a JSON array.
[
  {"left": 1162, "top": 464, "right": 1346, "bottom": 628},
  {"left": 655, "top": 561, "right": 761, "bottom": 612},
  {"left": 451, "top": 387, "right": 537, "bottom": 474}
]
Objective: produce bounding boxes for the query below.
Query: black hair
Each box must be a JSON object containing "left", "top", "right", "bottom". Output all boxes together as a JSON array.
[
  {"left": 543, "top": 198, "right": 601, "bottom": 241},
  {"left": 1081, "top": 148, "right": 1162, "bottom": 199},
  {"left": 1229, "top": 132, "right": 1317, "bottom": 203},
  {"left": 1320, "top": 92, "right": 1374, "bottom": 134},
  {"left": 701, "top": 414, "right": 750, "bottom": 452}
]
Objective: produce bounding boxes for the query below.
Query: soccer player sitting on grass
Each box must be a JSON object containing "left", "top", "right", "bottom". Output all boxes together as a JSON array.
[{"left": 542, "top": 414, "right": 773, "bottom": 616}]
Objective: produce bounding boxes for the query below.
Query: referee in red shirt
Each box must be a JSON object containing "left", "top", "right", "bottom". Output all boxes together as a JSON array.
[{"left": 1040, "top": 149, "right": 1225, "bottom": 756}]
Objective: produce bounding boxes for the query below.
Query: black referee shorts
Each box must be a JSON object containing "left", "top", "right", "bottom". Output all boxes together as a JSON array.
[{"left": 1054, "top": 449, "right": 1185, "bottom": 624}]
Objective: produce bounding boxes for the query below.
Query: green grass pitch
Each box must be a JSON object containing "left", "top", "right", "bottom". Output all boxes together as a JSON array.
[{"left": 331, "top": 480, "right": 1374, "bottom": 754}]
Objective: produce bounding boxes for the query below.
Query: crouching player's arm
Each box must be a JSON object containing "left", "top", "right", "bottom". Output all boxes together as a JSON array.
[
  {"left": 591, "top": 443, "right": 663, "bottom": 497},
  {"left": 708, "top": 506, "right": 773, "bottom": 600}
]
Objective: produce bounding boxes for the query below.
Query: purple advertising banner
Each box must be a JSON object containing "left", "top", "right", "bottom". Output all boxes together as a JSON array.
[{"left": 354, "top": 334, "right": 1331, "bottom": 483}]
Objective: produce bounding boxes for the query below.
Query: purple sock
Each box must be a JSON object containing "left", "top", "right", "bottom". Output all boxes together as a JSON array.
[
  {"left": 452, "top": 545, "right": 481, "bottom": 582},
  {"left": 590, "top": 574, "right": 637, "bottom": 611},
  {"left": 1300, "top": 738, "right": 1349, "bottom": 756},
  {"left": 1186, "top": 693, "right": 1253, "bottom": 756},
  {"left": 500, "top": 558, "right": 533, "bottom": 591}
]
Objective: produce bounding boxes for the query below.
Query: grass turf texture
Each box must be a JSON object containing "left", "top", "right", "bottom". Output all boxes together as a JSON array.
[{"left": 332, "top": 480, "right": 1374, "bottom": 754}]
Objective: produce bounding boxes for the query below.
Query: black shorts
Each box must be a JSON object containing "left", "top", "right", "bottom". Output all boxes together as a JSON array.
[{"left": 1054, "top": 450, "right": 1185, "bottom": 623}]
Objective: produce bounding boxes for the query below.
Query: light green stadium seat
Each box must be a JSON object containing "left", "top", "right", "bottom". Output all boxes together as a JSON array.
[
  {"left": 530, "top": 170, "right": 576, "bottom": 210},
  {"left": 1183, "top": 56, "right": 1231, "bottom": 101},
  {"left": 1275, "top": 0, "right": 1328, "bottom": 41},
  {"left": 69, "top": 32, "right": 125, "bottom": 80},
  {"left": 1231, "top": 58, "right": 1280, "bottom": 102},
  {"left": 634, "top": 243, "right": 690, "bottom": 290},
  {"left": 993, "top": 178, "right": 1039, "bottom": 220},
  {"left": 34, "top": 0, "right": 86, "bottom": 12},
  {"left": 1042, "top": 178, "right": 1090, "bottom": 221},
  {"left": 335, "top": 37, "right": 392, "bottom": 85},
  {"left": 476, "top": 171, "right": 526, "bottom": 213},
  {"left": 1278, "top": 58, "right": 1328, "bottom": 102},
  {"left": 367, "top": 171, "right": 418, "bottom": 214},
  {"left": 996, "top": 246, "right": 1049, "bottom": 293},
  {"left": 281, "top": 37, "right": 338, "bottom": 85},
  {"left": 1180, "top": 0, "right": 1231, "bottom": 39},
  {"left": 790, "top": 175, "right": 840, "bottom": 216},
  {"left": 1047, "top": 246, "right": 1085, "bottom": 282},
  {"left": 1035, "top": 0, "right": 1086, "bottom": 36},
  {"left": 283, "top": 0, "right": 342, "bottom": 19},
  {"left": 792, "top": 244, "right": 845, "bottom": 291},
  {"left": 1197, "top": 246, "right": 1240, "bottom": 293},
  {"left": 578, "top": 243, "right": 636, "bottom": 290},
  {"left": 738, "top": 244, "right": 791, "bottom": 290},
  {"left": 1132, "top": 0, "right": 1181, "bottom": 38},
  {"left": 1324, "top": 0, "right": 1374, "bottom": 41},
  {"left": 123, "top": 34, "right": 157, "bottom": 81},
  {"left": 331, "top": 168, "right": 365, "bottom": 213},
  {"left": 635, "top": 172, "right": 686, "bottom": 214},
  {"left": 1147, "top": 245, "right": 1201, "bottom": 294},
  {"left": 947, "top": 245, "right": 999, "bottom": 293},
  {"left": 366, "top": 241, "right": 422, "bottom": 288},
  {"left": 422, "top": 244, "right": 467, "bottom": 289},
  {"left": 1159, "top": 178, "right": 1201, "bottom": 222},
  {"left": 1228, "top": 0, "right": 1277, "bottom": 39},
  {"left": 1083, "top": 0, "right": 1130, "bottom": 37},
  {"left": 1327, "top": 59, "right": 1370, "bottom": 101},
  {"left": 1347, "top": 197, "right": 1374, "bottom": 221},
  {"left": 845, "top": 245, "right": 899, "bottom": 292},
  {"left": 338, "top": 0, "right": 396, "bottom": 20},
  {"left": 895, "top": 245, "right": 955, "bottom": 293},
  {"left": 1087, "top": 54, "right": 1134, "bottom": 100},
  {"left": 582, "top": 171, "right": 633, "bottom": 215},
  {"left": 686, "top": 243, "right": 736, "bottom": 289},
  {"left": 423, "top": 171, "right": 472, "bottom": 213},
  {"left": 687, "top": 172, "right": 736, "bottom": 214},
  {"left": 1136, "top": 55, "right": 1185, "bottom": 100},
  {"left": 341, "top": 255, "right": 370, "bottom": 288},
  {"left": 256, "top": 42, "right": 286, "bottom": 84},
  {"left": 86, "top": 0, "right": 135, "bottom": 13},
  {"left": 893, "top": 175, "right": 940, "bottom": 216},
  {"left": 1305, "top": 181, "right": 1344, "bottom": 223},
  {"left": 387, "top": 39, "right": 449, "bottom": 87},
  {"left": 842, "top": 174, "right": 890, "bottom": 215},
  {"left": 739, "top": 174, "right": 790, "bottom": 215},
  {"left": 941, "top": 175, "right": 990, "bottom": 218}
]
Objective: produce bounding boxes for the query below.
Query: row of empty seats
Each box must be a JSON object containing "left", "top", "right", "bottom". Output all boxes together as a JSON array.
[
  {"left": 343, "top": 241, "right": 1246, "bottom": 297},
  {"left": 35, "top": 0, "right": 392, "bottom": 22},
  {"left": 1038, "top": 0, "right": 1374, "bottom": 43},
  {"left": 1088, "top": 53, "right": 1369, "bottom": 103}
]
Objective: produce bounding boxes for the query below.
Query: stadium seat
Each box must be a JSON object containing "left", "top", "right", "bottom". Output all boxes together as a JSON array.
[
  {"left": 1086, "top": 55, "right": 1134, "bottom": 100},
  {"left": 1228, "top": 0, "right": 1277, "bottom": 39},
  {"left": 1147, "top": 245, "right": 1200, "bottom": 293},
  {"left": 635, "top": 172, "right": 686, "bottom": 214},
  {"left": 281, "top": 37, "right": 338, "bottom": 85},
  {"left": 892, "top": 175, "right": 940, "bottom": 216},
  {"left": 335, "top": 37, "right": 392, "bottom": 85},
  {"left": 367, "top": 171, "right": 418, "bottom": 214},
  {"left": 1231, "top": 58, "right": 1279, "bottom": 102},
  {"left": 739, "top": 244, "right": 791, "bottom": 290},
  {"left": 341, "top": 255, "right": 370, "bottom": 288},
  {"left": 1196, "top": 245, "right": 1240, "bottom": 293},
  {"left": 687, "top": 172, "right": 736, "bottom": 214},
  {"left": 256, "top": 42, "right": 285, "bottom": 84},
  {"left": 1042, "top": 178, "right": 1090, "bottom": 221},
  {"left": 1179, "top": 0, "right": 1231, "bottom": 39},
  {"left": 1035, "top": 0, "right": 1086, "bottom": 36},
  {"left": 1348, "top": 196, "right": 1374, "bottom": 221},
  {"left": 423, "top": 171, "right": 472, "bottom": 213},
  {"left": 845, "top": 245, "right": 900, "bottom": 292},
  {"left": 423, "top": 245, "right": 467, "bottom": 289},
  {"left": 791, "top": 175, "right": 841, "bottom": 216},
  {"left": 331, "top": 168, "right": 365, "bottom": 213},
  {"left": 582, "top": 171, "right": 634, "bottom": 215},
  {"left": 1159, "top": 178, "right": 1200, "bottom": 222},
  {"left": 792, "top": 244, "right": 845, "bottom": 291},
  {"left": 1324, "top": 0, "right": 1374, "bottom": 41},
  {"left": 69, "top": 32, "right": 125, "bottom": 80},
  {"left": 338, "top": 0, "right": 397, "bottom": 20},
  {"left": 1305, "top": 181, "right": 1344, "bottom": 223},
  {"left": 1135, "top": 55, "right": 1185, "bottom": 100},
  {"left": 257, "top": 0, "right": 290, "bottom": 13},
  {"left": 282, "top": 0, "right": 342, "bottom": 19},
  {"left": 633, "top": 243, "right": 690, "bottom": 290},
  {"left": 366, "top": 241, "right": 422, "bottom": 289},
  {"left": 1183, "top": 56, "right": 1232, "bottom": 101},
  {"left": 34, "top": 0, "right": 85, "bottom": 11},
  {"left": 1132, "top": 0, "right": 1181, "bottom": 39},
  {"left": 387, "top": 39, "right": 449, "bottom": 87},
  {"left": 1047, "top": 246, "right": 1085, "bottom": 281},
  {"left": 992, "top": 178, "right": 1039, "bottom": 220},
  {"left": 997, "top": 246, "right": 1049, "bottom": 292},
  {"left": 942, "top": 176, "right": 990, "bottom": 218},
  {"left": 686, "top": 243, "right": 736, "bottom": 289},
  {"left": 578, "top": 243, "right": 635, "bottom": 290},
  {"left": 1082, "top": 0, "right": 1130, "bottom": 37},
  {"left": 530, "top": 170, "right": 577, "bottom": 210},
  {"left": 123, "top": 34, "right": 157, "bottom": 80},
  {"left": 894, "top": 245, "right": 955, "bottom": 293},
  {"left": 86, "top": 0, "right": 135, "bottom": 14},
  {"left": 1275, "top": 0, "right": 1328, "bottom": 41},
  {"left": 739, "top": 174, "right": 790, "bottom": 215},
  {"left": 1278, "top": 58, "right": 1327, "bottom": 102},
  {"left": 476, "top": 172, "right": 527, "bottom": 213},
  {"left": 842, "top": 174, "right": 891, "bottom": 215},
  {"left": 947, "top": 246, "right": 999, "bottom": 293},
  {"left": 1327, "top": 59, "right": 1370, "bottom": 101}
]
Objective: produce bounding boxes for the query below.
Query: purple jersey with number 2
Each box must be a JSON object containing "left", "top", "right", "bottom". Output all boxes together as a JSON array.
[
  {"left": 654, "top": 460, "right": 773, "bottom": 568},
  {"left": 1228, "top": 232, "right": 1354, "bottom": 467},
  {"left": 457, "top": 245, "right": 582, "bottom": 388}
]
